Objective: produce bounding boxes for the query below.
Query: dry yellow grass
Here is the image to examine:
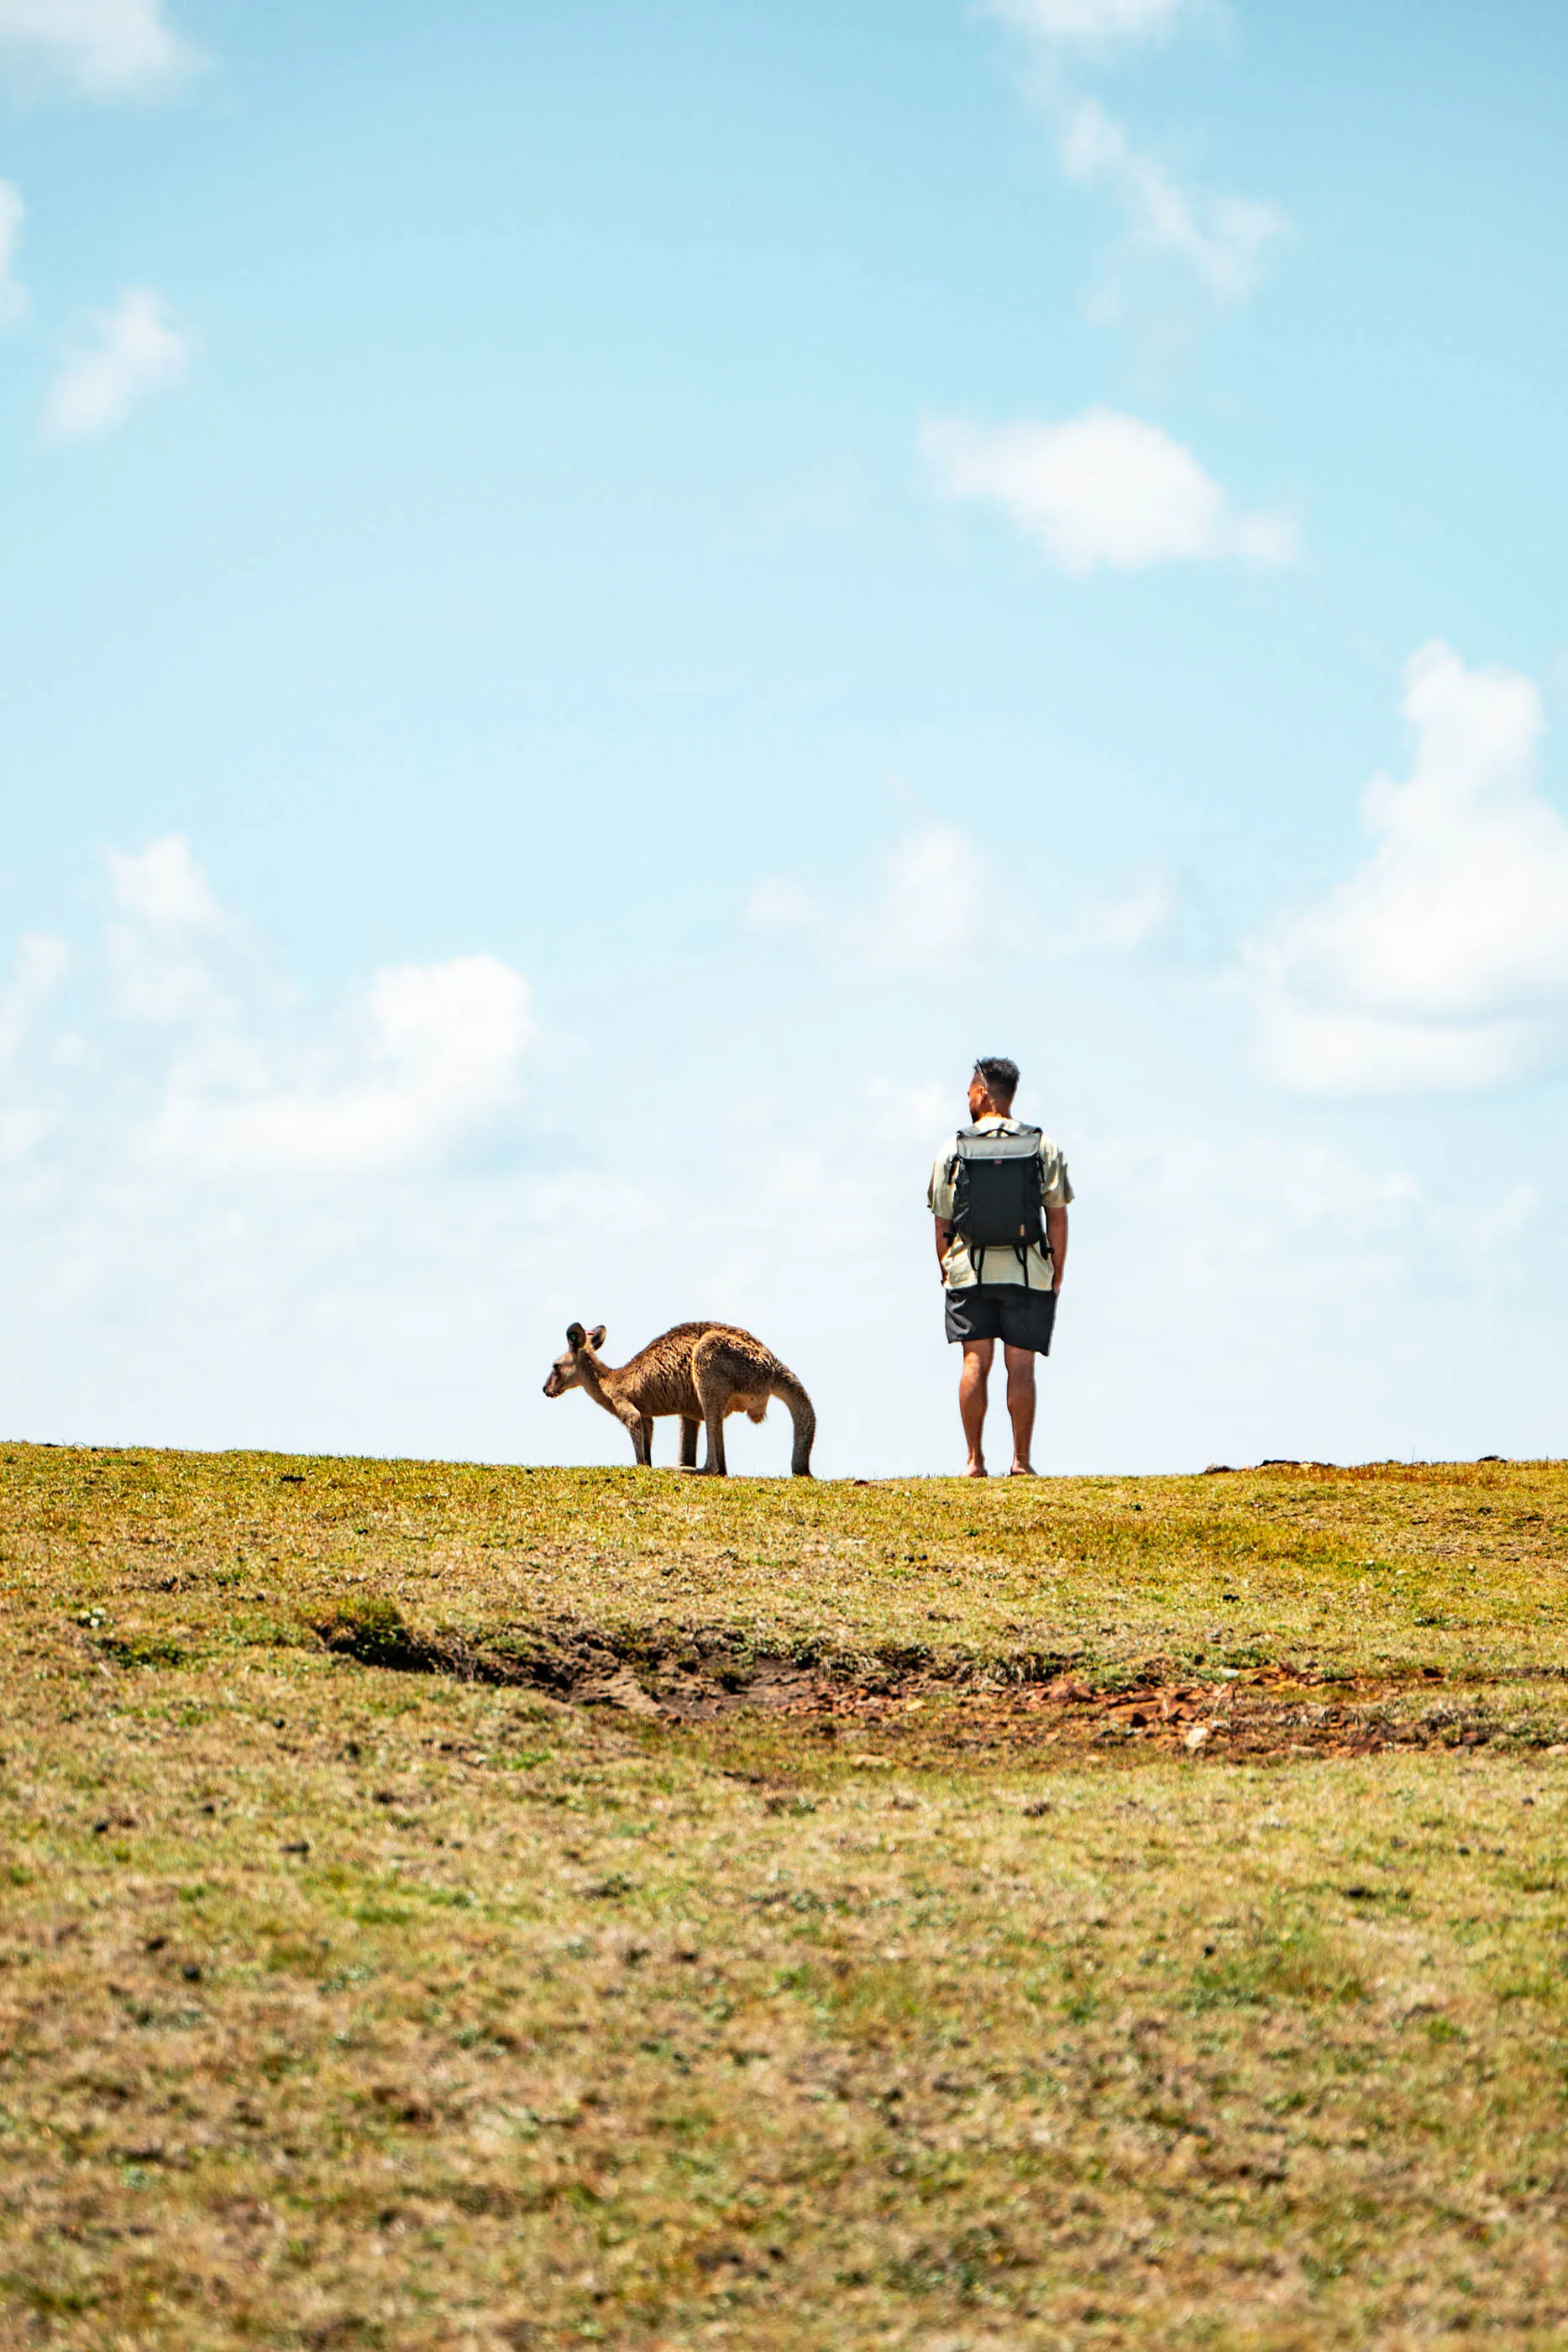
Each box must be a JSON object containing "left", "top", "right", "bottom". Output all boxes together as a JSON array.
[{"left": 3, "top": 1446, "right": 1567, "bottom": 2348}]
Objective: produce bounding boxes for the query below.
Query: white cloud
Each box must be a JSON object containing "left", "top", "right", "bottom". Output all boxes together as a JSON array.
[
  {"left": 0, "top": 933, "right": 69, "bottom": 1064},
  {"left": 0, "top": 840, "right": 579, "bottom": 1462},
  {"left": 860, "top": 824, "right": 983, "bottom": 971},
  {"left": 0, "top": 0, "right": 191, "bottom": 97},
  {"left": 43, "top": 285, "right": 194, "bottom": 442},
  {"left": 110, "top": 832, "right": 223, "bottom": 928},
  {"left": 983, "top": 3, "right": 1287, "bottom": 309},
  {"left": 1062, "top": 98, "right": 1287, "bottom": 302},
  {"left": 59, "top": 834, "right": 538, "bottom": 1176},
  {"left": 106, "top": 833, "right": 240, "bottom": 1022},
  {"left": 986, "top": 0, "right": 1186, "bottom": 51},
  {"left": 922, "top": 407, "right": 1294, "bottom": 575},
  {"left": 1072, "top": 871, "right": 1177, "bottom": 953},
  {"left": 1247, "top": 643, "right": 1568, "bottom": 1094},
  {"left": 743, "top": 875, "right": 815, "bottom": 935},
  {"left": 151, "top": 955, "right": 536, "bottom": 1178},
  {"left": 0, "top": 179, "right": 26, "bottom": 324},
  {"left": 745, "top": 823, "right": 984, "bottom": 975}
]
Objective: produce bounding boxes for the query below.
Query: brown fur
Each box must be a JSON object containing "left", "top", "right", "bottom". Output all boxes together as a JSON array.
[{"left": 543, "top": 1320, "right": 815, "bottom": 1476}]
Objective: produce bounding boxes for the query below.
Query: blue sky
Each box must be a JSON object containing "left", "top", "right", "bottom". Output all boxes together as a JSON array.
[{"left": 1, "top": 0, "right": 1565, "bottom": 1473}]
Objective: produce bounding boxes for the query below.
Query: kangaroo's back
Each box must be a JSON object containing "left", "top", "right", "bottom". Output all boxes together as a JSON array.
[{"left": 613, "top": 1321, "right": 725, "bottom": 1417}]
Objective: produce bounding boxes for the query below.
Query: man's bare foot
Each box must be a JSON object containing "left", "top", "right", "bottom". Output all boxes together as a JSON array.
[
  {"left": 965, "top": 1461, "right": 989, "bottom": 1478},
  {"left": 1009, "top": 1463, "right": 1036, "bottom": 1477}
]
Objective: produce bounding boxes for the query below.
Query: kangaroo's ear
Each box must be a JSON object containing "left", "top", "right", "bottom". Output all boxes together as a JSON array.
[
  {"left": 588, "top": 1325, "right": 606, "bottom": 1351},
  {"left": 566, "top": 1322, "right": 585, "bottom": 1350}
]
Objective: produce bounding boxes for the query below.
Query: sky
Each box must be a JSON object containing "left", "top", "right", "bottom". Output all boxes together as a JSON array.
[{"left": 0, "top": 0, "right": 1565, "bottom": 1476}]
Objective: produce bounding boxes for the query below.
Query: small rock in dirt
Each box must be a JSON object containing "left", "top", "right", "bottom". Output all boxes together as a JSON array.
[{"left": 1183, "top": 1725, "right": 1213, "bottom": 1752}]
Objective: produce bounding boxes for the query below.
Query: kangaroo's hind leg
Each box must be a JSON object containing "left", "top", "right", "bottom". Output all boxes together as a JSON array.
[
  {"left": 698, "top": 1403, "right": 728, "bottom": 1477},
  {"left": 691, "top": 1338, "right": 732, "bottom": 1476},
  {"left": 679, "top": 1416, "right": 700, "bottom": 1470}
]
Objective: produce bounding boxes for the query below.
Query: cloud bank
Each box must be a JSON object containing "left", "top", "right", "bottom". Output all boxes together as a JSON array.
[
  {"left": 1248, "top": 643, "right": 1568, "bottom": 1094},
  {"left": 2, "top": 834, "right": 537, "bottom": 1183},
  {"left": 0, "top": 830, "right": 1558, "bottom": 1471},
  {"left": 921, "top": 407, "right": 1294, "bottom": 574}
]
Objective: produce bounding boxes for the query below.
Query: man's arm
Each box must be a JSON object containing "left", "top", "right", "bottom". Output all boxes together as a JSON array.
[
  {"left": 934, "top": 1214, "right": 954, "bottom": 1275},
  {"left": 1046, "top": 1205, "right": 1068, "bottom": 1293}
]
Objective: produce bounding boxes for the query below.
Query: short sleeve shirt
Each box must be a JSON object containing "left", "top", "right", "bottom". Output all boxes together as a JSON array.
[{"left": 927, "top": 1116, "right": 1073, "bottom": 1289}]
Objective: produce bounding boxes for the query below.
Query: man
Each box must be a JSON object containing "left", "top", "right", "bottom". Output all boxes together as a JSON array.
[{"left": 929, "top": 1056, "right": 1072, "bottom": 1478}]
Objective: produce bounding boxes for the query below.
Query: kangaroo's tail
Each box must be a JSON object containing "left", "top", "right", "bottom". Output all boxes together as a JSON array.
[{"left": 775, "top": 1373, "right": 815, "bottom": 1478}]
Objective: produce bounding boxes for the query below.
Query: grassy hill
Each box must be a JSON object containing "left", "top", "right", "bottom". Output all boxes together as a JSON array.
[{"left": 3, "top": 1446, "right": 1566, "bottom": 2348}]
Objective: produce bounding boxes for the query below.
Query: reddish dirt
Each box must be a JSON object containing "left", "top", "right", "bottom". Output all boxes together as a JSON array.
[{"left": 625, "top": 1663, "right": 1551, "bottom": 1764}]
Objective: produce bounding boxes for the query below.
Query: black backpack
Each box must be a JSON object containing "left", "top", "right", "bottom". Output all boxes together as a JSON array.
[{"left": 948, "top": 1123, "right": 1046, "bottom": 1283}]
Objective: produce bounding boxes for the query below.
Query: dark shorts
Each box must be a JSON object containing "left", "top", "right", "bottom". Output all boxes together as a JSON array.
[{"left": 944, "top": 1283, "right": 1058, "bottom": 1356}]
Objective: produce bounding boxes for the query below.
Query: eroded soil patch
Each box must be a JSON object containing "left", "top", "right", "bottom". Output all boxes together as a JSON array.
[
  {"left": 311, "top": 1603, "right": 1568, "bottom": 1764},
  {"left": 784, "top": 1669, "right": 1568, "bottom": 1766}
]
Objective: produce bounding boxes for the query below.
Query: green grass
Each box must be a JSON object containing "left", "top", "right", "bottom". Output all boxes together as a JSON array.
[{"left": 2, "top": 1445, "right": 1567, "bottom": 2348}]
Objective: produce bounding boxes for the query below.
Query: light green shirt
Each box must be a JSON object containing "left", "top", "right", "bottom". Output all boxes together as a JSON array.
[{"left": 927, "top": 1115, "right": 1073, "bottom": 1289}]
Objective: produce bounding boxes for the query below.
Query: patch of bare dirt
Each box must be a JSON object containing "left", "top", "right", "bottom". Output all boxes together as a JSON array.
[
  {"left": 759, "top": 1666, "right": 1559, "bottom": 1764},
  {"left": 309, "top": 1605, "right": 1563, "bottom": 1763}
]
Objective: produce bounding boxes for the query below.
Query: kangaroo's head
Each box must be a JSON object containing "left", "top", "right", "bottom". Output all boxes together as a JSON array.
[{"left": 543, "top": 1321, "right": 607, "bottom": 1398}]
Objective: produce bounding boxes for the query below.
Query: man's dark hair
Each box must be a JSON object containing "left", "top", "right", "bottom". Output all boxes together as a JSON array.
[{"left": 973, "top": 1055, "right": 1020, "bottom": 1104}]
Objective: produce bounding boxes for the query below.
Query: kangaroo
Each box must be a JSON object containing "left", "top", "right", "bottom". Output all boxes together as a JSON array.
[{"left": 543, "top": 1320, "right": 815, "bottom": 1477}]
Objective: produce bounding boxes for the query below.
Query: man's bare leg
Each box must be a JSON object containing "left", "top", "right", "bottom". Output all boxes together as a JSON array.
[
  {"left": 958, "top": 1338, "right": 994, "bottom": 1477},
  {"left": 1004, "top": 1343, "right": 1037, "bottom": 1474}
]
